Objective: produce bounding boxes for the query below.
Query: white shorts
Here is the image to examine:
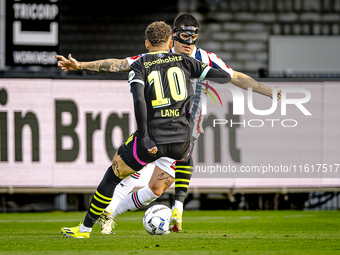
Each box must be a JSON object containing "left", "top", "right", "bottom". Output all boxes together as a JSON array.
[{"left": 154, "top": 157, "right": 176, "bottom": 178}]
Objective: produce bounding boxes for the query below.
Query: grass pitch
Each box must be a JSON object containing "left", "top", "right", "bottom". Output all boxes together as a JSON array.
[{"left": 0, "top": 210, "right": 339, "bottom": 254}]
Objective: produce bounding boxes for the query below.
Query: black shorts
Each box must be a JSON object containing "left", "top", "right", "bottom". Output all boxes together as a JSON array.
[{"left": 118, "top": 131, "right": 191, "bottom": 171}]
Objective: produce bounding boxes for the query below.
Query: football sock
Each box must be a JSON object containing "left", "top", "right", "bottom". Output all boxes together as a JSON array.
[
  {"left": 83, "top": 166, "right": 122, "bottom": 228},
  {"left": 172, "top": 200, "right": 184, "bottom": 213},
  {"left": 79, "top": 223, "right": 92, "bottom": 233},
  {"left": 174, "top": 159, "right": 193, "bottom": 203},
  {"left": 112, "top": 185, "right": 159, "bottom": 217},
  {"left": 105, "top": 172, "right": 141, "bottom": 214}
]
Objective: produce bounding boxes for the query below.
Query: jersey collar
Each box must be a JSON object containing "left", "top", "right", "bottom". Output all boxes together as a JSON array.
[{"left": 147, "top": 50, "right": 169, "bottom": 55}]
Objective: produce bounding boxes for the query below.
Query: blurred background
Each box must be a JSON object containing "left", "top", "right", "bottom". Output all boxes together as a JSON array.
[
  {"left": 2, "top": 0, "right": 340, "bottom": 78},
  {"left": 0, "top": 0, "right": 340, "bottom": 213}
]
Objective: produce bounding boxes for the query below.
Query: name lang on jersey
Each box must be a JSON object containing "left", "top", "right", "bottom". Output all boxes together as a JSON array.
[
  {"left": 144, "top": 55, "right": 183, "bottom": 69},
  {"left": 161, "top": 109, "right": 179, "bottom": 117}
]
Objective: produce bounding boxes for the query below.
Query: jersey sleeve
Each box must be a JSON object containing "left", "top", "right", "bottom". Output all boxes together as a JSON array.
[
  {"left": 126, "top": 53, "right": 147, "bottom": 66},
  {"left": 208, "top": 52, "right": 234, "bottom": 78},
  {"left": 187, "top": 56, "right": 231, "bottom": 84},
  {"left": 186, "top": 57, "right": 212, "bottom": 81},
  {"left": 128, "top": 61, "right": 145, "bottom": 87},
  {"left": 126, "top": 55, "right": 140, "bottom": 66}
]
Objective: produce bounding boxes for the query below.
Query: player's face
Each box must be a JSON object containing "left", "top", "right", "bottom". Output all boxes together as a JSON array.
[
  {"left": 179, "top": 32, "right": 198, "bottom": 44},
  {"left": 173, "top": 34, "right": 196, "bottom": 55}
]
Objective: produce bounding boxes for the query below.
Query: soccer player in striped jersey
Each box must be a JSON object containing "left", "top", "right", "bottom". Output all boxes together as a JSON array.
[{"left": 56, "top": 14, "right": 281, "bottom": 234}]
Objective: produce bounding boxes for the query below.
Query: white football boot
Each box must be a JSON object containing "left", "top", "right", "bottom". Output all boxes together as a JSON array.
[{"left": 97, "top": 210, "right": 116, "bottom": 234}]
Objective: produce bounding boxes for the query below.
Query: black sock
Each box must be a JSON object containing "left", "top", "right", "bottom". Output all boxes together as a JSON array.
[
  {"left": 83, "top": 166, "right": 122, "bottom": 228},
  {"left": 174, "top": 158, "right": 193, "bottom": 203}
]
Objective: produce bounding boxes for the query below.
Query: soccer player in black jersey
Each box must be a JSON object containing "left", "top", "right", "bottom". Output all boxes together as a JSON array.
[
  {"left": 61, "top": 21, "right": 232, "bottom": 238},
  {"left": 57, "top": 14, "right": 281, "bottom": 234}
]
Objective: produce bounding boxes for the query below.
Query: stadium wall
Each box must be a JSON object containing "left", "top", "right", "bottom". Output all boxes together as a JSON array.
[
  {"left": 180, "top": 0, "right": 340, "bottom": 75},
  {"left": 0, "top": 79, "right": 339, "bottom": 195}
]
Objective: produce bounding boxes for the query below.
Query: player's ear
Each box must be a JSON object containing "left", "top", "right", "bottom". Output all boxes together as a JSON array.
[
  {"left": 169, "top": 40, "right": 173, "bottom": 49},
  {"left": 145, "top": 40, "right": 150, "bottom": 50}
]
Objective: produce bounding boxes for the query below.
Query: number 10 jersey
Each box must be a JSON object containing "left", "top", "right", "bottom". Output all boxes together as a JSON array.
[{"left": 128, "top": 51, "right": 211, "bottom": 145}]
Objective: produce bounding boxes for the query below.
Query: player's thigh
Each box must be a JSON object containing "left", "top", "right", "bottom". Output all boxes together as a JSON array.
[
  {"left": 111, "top": 152, "right": 136, "bottom": 179},
  {"left": 119, "top": 131, "right": 160, "bottom": 171},
  {"left": 154, "top": 157, "right": 176, "bottom": 178},
  {"left": 167, "top": 140, "right": 191, "bottom": 161}
]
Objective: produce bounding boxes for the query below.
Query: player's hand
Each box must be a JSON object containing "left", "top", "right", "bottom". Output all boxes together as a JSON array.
[
  {"left": 169, "top": 208, "right": 182, "bottom": 233},
  {"left": 55, "top": 54, "right": 81, "bottom": 72},
  {"left": 141, "top": 138, "right": 158, "bottom": 154},
  {"left": 274, "top": 86, "right": 281, "bottom": 101}
]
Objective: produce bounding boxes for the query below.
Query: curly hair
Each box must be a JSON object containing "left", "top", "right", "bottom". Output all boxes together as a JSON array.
[{"left": 145, "top": 21, "right": 172, "bottom": 46}]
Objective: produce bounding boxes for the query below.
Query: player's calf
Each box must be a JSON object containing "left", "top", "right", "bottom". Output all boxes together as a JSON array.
[{"left": 148, "top": 166, "right": 175, "bottom": 196}]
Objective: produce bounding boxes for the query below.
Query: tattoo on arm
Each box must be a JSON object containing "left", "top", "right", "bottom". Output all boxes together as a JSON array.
[
  {"left": 157, "top": 172, "right": 175, "bottom": 187},
  {"left": 112, "top": 161, "right": 120, "bottom": 177},
  {"left": 81, "top": 59, "right": 129, "bottom": 73}
]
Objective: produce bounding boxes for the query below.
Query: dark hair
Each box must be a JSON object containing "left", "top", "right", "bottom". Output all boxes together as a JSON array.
[
  {"left": 173, "top": 14, "right": 200, "bottom": 29},
  {"left": 145, "top": 21, "right": 172, "bottom": 46}
]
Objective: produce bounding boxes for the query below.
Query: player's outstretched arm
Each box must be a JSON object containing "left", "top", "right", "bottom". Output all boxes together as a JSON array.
[
  {"left": 201, "top": 67, "right": 232, "bottom": 85},
  {"left": 55, "top": 54, "right": 130, "bottom": 73},
  {"left": 231, "top": 71, "right": 281, "bottom": 100}
]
